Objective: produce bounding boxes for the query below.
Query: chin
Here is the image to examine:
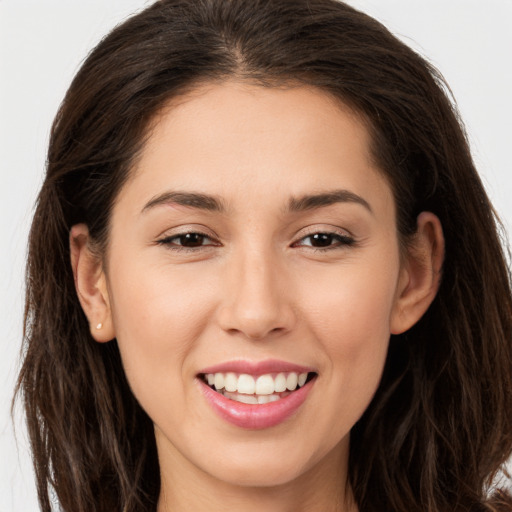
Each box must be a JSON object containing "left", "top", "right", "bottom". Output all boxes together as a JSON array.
[{"left": 209, "top": 457, "right": 308, "bottom": 488}]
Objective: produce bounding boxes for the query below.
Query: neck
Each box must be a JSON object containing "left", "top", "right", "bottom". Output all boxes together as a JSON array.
[{"left": 156, "top": 432, "right": 358, "bottom": 512}]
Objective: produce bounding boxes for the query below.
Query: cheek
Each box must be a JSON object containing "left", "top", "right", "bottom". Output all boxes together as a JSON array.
[
  {"left": 301, "top": 253, "right": 399, "bottom": 346},
  {"left": 321, "top": 281, "right": 394, "bottom": 354},
  {"left": 106, "top": 260, "right": 219, "bottom": 400},
  {"left": 298, "top": 255, "right": 399, "bottom": 418}
]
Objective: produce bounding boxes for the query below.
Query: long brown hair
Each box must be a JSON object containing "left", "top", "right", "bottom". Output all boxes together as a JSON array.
[{"left": 16, "top": 0, "right": 512, "bottom": 510}]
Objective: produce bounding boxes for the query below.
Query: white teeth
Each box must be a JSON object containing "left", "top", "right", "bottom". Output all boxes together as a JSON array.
[
  {"left": 224, "top": 372, "right": 238, "bottom": 392},
  {"left": 205, "top": 370, "right": 313, "bottom": 397},
  {"left": 234, "top": 393, "right": 258, "bottom": 404},
  {"left": 255, "top": 374, "right": 275, "bottom": 395},
  {"left": 274, "top": 373, "right": 287, "bottom": 392},
  {"left": 224, "top": 391, "right": 283, "bottom": 404},
  {"left": 237, "top": 374, "right": 256, "bottom": 394},
  {"left": 286, "top": 372, "right": 298, "bottom": 391},
  {"left": 214, "top": 373, "right": 224, "bottom": 390}
]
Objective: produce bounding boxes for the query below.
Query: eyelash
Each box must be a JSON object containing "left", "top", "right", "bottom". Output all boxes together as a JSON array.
[
  {"left": 156, "top": 232, "right": 219, "bottom": 252},
  {"left": 156, "top": 230, "right": 355, "bottom": 253},
  {"left": 292, "top": 232, "right": 355, "bottom": 252}
]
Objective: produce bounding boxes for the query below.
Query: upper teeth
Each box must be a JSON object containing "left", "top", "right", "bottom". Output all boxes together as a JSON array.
[{"left": 205, "top": 371, "right": 309, "bottom": 395}]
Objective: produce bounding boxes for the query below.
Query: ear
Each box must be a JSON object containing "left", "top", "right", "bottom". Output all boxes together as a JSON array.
[
  {"left": 70, "top": 224, "right": 115, "bottom": 342},
  {"left": 390, "top": 212, "right": 444, "bottom": 334}
]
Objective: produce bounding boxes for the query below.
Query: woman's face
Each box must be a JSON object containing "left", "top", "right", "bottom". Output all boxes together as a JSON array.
[{"left": 100, "top": 81, "right": 411, "bottom": 488}]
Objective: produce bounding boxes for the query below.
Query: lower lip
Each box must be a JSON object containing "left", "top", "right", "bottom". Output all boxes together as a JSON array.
[{"left": 198, "top": 377, "right": 315, "bottom": 429}]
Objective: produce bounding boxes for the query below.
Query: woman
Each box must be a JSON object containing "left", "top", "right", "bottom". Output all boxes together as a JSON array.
[{"left": 16, "top": 0, "right": 512, "bottom": 511}]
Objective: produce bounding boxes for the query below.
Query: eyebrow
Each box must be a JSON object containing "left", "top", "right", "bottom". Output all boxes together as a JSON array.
[
  {"left": 141, "top": 189, "right": 372, "bottom": 216},
  {"left": 142, "top": 191, "right": 226, "bottom": 214},
  {"left": 287, "top": 190, "right": 373, "bottom": 214}
]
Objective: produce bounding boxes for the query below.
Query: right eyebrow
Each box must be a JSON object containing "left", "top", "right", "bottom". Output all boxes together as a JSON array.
[
  {"left": 141, "top": 191, "right": 226, "bottom": 214},
  {"left": 287, "top": 189, "right": 373, "bottom": 215}
]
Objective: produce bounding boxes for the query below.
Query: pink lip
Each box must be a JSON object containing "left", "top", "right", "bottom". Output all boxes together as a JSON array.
[
  {"left": 198, "top": 376, "right": 316, "bottom": 430},
  {"left": 199, "top": 359, "right": 315, "bottom": 376}
]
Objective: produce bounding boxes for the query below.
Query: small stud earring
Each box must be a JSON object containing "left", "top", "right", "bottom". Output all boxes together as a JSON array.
[{"left": 96, "top": 323, "right": 103, "bottom": 330}]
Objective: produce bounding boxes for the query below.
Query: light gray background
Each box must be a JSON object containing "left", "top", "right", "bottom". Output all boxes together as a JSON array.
[{"left": 1, "top": 1, "right": 511, "bottom": 510}]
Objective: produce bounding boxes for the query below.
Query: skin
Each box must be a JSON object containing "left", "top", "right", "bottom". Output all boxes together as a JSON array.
[{"left": 71, "top": 81, "right": 444, "bottom": 512}]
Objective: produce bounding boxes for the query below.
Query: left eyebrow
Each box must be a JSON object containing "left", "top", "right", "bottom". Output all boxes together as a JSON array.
[
  {"left": 287, "top": 189, "right": 373, "bottom": 215},
  {"left": 141, "top": 191, "right": 226, "bottom": 214}
]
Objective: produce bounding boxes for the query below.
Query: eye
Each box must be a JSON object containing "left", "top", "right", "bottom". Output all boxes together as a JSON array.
[
  {"left": 157, "top": 232, "right": 218, "bottom": 250},
  {"left": 294, "top": 232, "right": 355, "bottom": 250}
]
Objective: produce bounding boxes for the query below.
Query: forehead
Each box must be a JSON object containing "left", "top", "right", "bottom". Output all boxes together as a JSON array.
[{"left": 120, "top": 80, "right": 394, "bottom": 218}]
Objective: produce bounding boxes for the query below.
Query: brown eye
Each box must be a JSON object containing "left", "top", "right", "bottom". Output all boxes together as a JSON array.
[
  {"left": 176, "top": 233, "right": 208, "bottom": 247},
  {"left": 157, "top": 232, "right": 218, "bottom": 249},
  {"left": 295, "top": 232, "right": 355, "bottom": 250},
  {"left": 309, "top": 233, "right": 335, "bottom": 247}
]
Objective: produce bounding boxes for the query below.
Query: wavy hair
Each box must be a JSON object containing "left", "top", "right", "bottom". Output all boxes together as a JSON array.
[{"left": 16, "top": 0, "right": 512, "bottom": 510}]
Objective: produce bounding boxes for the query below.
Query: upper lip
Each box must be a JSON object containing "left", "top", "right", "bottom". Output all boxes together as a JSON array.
[{"left": 198, "top": 359, "right": 316, "bottom": 376}]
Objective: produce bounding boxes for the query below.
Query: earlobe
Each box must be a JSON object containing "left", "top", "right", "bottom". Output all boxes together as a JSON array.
[
  {"left": 70, "top": 224, "right": 115, "bottom": 342},
  {"left": 390, "top": 212, "right": 444, "bottom": 335}
]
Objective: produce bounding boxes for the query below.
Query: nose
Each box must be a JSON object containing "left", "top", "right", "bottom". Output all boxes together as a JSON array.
[{"left": 216, "top": 247, "right": 297, "bottom": 340}]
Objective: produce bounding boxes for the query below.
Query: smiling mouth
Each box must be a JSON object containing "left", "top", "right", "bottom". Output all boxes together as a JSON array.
[{"left": 200, "top": 371, "right": 317, "bottom": 404}]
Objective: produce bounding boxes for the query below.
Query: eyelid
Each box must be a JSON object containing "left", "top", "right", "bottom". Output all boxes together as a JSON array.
[
  {"left": 155, "top": 224, "right": 217, "bottom": 239},
  {"left": 154, "top": 224, "right": 355, "bottom": 252},
  {"left": 157, "top": 232, "right": 217, "bottom": 245},
  {"left": 155, "top": 225, "right": 221, "bottom": 250},
  {"left": 293, "top": 233, "right": 354, "bottom": 247},
  {"left": 291, "top": 225, "right": 356, "bottom": 250},
  {"left": 292, "top": 224, "right": 354, "bottom": 240}
]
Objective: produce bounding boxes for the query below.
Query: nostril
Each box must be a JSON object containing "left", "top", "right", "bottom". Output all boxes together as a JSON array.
[{"left": 225, "top": 325, "right": 289, "bottom": 342}]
